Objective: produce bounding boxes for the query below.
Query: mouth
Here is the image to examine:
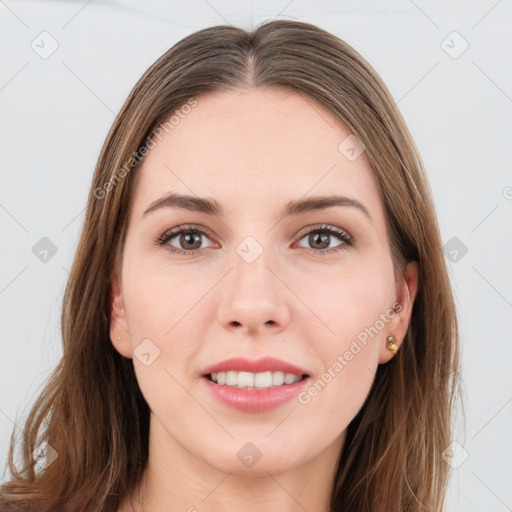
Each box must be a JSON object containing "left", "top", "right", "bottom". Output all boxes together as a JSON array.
[
  {"left": 204, "top": 370, "right": 309, "bottom": 390},
  {"left": 200, "top": 356, "right": 311, "bottom": 391},
  {"left": 201, "top": 363, "right": 311, "bottom": 412}
]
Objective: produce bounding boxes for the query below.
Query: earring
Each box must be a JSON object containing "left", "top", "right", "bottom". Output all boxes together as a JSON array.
[
  {"left": 386, "top": 335, "right": 398, "bottom": 355},
  {"left": 118, "top": 336, "right": 122, "bottom": 342}
]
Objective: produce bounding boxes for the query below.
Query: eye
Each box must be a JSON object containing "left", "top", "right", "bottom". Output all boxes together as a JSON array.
[
  {"left": 294, "top": 224, "right": 353, "bottom": 254},
  {"left": 155, "top": 223, "right": 354, "bottom": 256},
  {"left": 155, "top": 224, "right": 216, "bottom": 254}
]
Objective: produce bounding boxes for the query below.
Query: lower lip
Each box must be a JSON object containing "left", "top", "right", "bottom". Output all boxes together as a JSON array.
[{"left": 202, "top": 376, "right": 310, "bottom": 413}]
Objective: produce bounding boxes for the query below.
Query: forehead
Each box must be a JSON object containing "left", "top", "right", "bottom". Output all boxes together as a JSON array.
[{"left": 131, "top": 87, "right": 384, "bottom": 221}]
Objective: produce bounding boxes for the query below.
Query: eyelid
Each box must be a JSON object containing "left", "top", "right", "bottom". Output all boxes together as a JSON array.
[
  {"left": 294, "top": 223, "right": 352, "bottom": 242},
  {"left": 155, "top": 223, "right": 217, "bottom": 251},
  {"left": 292, "top": 224, "right": 354, "bottom": 252}
]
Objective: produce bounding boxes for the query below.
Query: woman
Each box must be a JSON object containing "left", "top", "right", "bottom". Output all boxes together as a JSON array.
[{"left": 1, "top": 20, "right": 461, "bottom": 512}]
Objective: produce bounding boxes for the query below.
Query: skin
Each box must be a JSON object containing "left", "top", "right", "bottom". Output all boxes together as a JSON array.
[{"left": 110, "top": 86, "right": 418, "bottom": 512}]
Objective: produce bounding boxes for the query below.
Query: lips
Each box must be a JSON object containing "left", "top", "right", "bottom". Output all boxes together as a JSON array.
[
  {"left": 200, "top": 357, "right": 311, "bottom": 412},
  {"left": 201, "top": 356, "right": 310, "bottom": 377}
]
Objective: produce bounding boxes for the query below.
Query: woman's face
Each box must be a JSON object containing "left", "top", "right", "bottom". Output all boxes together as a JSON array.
[{"left": 110, "top": 87, "right": 417, "bottom": 476}]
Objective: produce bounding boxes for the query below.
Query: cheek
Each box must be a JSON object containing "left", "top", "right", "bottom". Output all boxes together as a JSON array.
[
  {"left": 123, "top": 256, "right": 206, "bottom": 337},
  {"left": 123, "top": 266, "right": 202, "bottom": 418},
  {"left": 122, "top": 258, "right": 209, "bottom": 391},
  {"left": 295, "top": 255, "right": 393, "bottom": 393},
  {"left": 294, "top": 270, "right": 390, "bottom": 437},
  {"left": 297, "top": 254, "right": 395, "bottom": 343}
]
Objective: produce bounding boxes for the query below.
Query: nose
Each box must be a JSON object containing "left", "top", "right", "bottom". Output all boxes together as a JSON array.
[{"left": 216, "top": 248, "right": 290, "bottom": 337}]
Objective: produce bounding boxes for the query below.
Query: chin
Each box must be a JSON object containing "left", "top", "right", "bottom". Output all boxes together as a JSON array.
[
  {"left": 209, "top": 454, "right": 299, "bottom": 477},
  {"left": 197, "top": 438, "right": 307, "bottom": 476}
]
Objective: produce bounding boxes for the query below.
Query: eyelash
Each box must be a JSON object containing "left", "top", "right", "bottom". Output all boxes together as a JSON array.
[{"left": 154, "top": 223, "right": 354, "bottom": 256}]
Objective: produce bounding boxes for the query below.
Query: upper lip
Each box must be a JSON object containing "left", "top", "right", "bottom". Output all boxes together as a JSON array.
[{"left": 201, "top": 357, "right": 310, "bottom": 377}]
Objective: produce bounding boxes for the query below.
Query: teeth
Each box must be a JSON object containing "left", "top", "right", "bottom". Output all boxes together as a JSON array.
[
  {"left": 225, "top": 371, "right": 237, "bottom": 385},
  {"left": 237, "top": 371, "right": 254, "bottom": 388},
  {"left": 254, "top": 371, "right": 271, "bottom": 388},
  {"left": 284, "top": 372, "right": 299, "bottom": 384},
  {"left": 272, "top": 371, "right": 284, "bottom": 386},
  {"left": 209, "top": 371, "right": 303, "bottom": 389}
]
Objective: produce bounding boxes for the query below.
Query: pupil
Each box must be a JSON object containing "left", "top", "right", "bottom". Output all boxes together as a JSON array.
[
  {"left": 311, "top": 233, "right": 329, "bottom": 250},
  {"left": 182, "top": 233, "right": 201, "bottom": 249}
]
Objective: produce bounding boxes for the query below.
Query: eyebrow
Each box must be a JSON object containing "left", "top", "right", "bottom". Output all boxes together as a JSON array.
[{"left": 142, "top": 193, "right": 371, "bottom": 220}]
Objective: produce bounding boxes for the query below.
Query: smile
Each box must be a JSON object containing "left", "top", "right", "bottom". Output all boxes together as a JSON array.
[{"left": 207, "top": 370, "right": 305, "bottom": 389}]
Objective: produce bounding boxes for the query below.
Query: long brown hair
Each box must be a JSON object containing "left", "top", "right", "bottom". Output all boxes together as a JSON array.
[{"left": 1, "top": 20, "right": 461, "bottom": 511}]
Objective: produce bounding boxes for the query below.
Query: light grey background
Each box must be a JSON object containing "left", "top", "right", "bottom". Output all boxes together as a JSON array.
[{"left": 1, "top": 1, "right": 511, "bottom": 510}]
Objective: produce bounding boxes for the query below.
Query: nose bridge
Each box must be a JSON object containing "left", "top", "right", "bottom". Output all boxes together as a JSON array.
[
  {"left": 233, "top": 237, "right": 274, "bottom": 292},
  {"left": 216, "top": 233, "right": 289, "bottom": 334}
]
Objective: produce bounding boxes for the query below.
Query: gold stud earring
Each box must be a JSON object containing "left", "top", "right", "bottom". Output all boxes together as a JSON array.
[{"left": 386, "top": 335, "right": 398, "bottom": 355}]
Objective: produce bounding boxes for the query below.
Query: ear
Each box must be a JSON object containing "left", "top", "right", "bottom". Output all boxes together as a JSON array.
[
  {"left": 378, "top": 261, "right": 419, "bottom": 364},
  {"left": 110, "top": 273, "right": 132, "bottom": 359}
]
